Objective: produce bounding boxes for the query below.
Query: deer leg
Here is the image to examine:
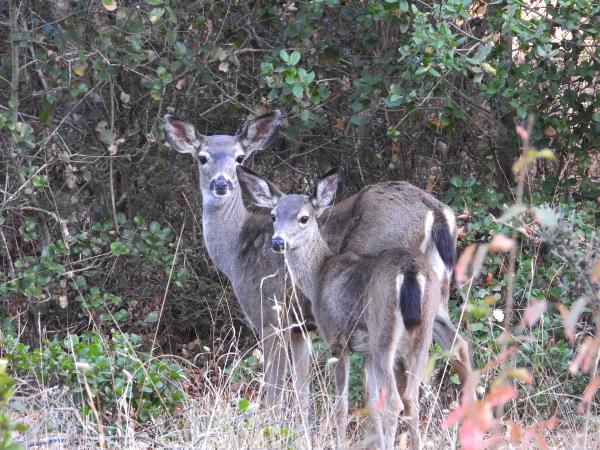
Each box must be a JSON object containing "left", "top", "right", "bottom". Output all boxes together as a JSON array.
[
  {"left": 290, "top": 328, "right": 312, "bottom": 425},
  {"left": 432, "top": 311, "right": 475, "bottom": 401},
  {"left": 262, "top": 328, "right": 288, "bottom": 411},
  {"left": 400, "top": 339, "right": 430, "bottom": 450},
  {"left": 332, "top": 349, "right": 349, "bottom": 449},
  {"left": 366, "top": 355, "right": 401, "bottom": 450}
]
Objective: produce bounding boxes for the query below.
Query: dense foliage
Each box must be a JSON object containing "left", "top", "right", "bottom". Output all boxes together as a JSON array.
[{"left": 0, "top": 0, "right": 598, "bottom": 447}]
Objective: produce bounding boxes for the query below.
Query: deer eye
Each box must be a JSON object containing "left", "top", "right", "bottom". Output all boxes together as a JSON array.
[
  {"left": 236, "top": 155, "right": 245, "bottom": 164},
  {"left": 271, "top": 214, "right": 276, "bottom": 222},
  {"left": 299, "top": 216, "right": 309, "bottom": 225},
  {"left": 198, "top": 155, "right": 208, "bottom": 165}
]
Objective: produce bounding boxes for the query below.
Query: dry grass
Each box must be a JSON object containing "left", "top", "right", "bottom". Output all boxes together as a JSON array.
[{"left": 8, "top": 337, "right": 599, "bottom": 450}]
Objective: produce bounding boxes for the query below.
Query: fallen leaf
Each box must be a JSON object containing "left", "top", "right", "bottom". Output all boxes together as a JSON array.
[
  {"left": 73, "top": 65, "right": 86, "bottom": 76},
  {"left": 544, "top": 126, "right": 556, "bottom": 137},
  {"left": 485, "top": 272, "right": 493, "bottom": 287},
  {"left": 176, "top": 78, "right": 187, "bottom": 90},
  {"left": 218, "top": 61, "right": 229, "bottom": 72}
]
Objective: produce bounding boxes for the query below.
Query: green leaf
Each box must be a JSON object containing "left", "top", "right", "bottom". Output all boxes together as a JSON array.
[
  {"left": 292, "top": 84, "right": 303, "bottom": 98},
  {"left": 279, "top": 49, "right": 290, "bottom": 63},
  {"left": 288, "top": 51, "right": 301, "bottom": 66},
  {"left": 145, "top": 0, "right": 164, "bottom": 4},
  {"left": 148, "top": 8, "right": 165, "bottom": 23},
  {"left": 237, "top": 398, "right": 250, "bottom": 412},
  {"left": 350, "top": 115, "right": 368, "bottom": 126},
  {"left": 32, "top": 175, "right": 48, "bottom": 188},
  {"left": 144, "top": 311, "right": 159, "bottom": 323}
]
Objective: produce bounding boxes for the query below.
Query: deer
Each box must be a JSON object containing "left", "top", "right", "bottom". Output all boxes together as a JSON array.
[
  {"left": 238, "top": 165, "right": 438, "bottom": 450},
  {"left": 163, "top": 110, "right": 473, "bottom": 416}
]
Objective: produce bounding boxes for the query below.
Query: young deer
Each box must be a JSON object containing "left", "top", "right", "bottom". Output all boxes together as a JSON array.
[
  {"left": 163, "top": 111, "right": 472, "bottom": 414},
  {"left": 239, "top": 167, "right": 437, "bottom": 450}
]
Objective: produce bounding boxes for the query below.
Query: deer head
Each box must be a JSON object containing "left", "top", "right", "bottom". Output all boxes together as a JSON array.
[
  {"left": 163, "top": 111, "right": 281, "bottom": 203},
  {"left": 236, "top": 165, "right": 343, "bottom": 253}
]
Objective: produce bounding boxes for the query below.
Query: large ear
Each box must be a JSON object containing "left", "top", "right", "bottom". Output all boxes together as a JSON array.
[
  {"left": 236, "top": 165, "right": 283, "bottom": 209},
  {"left": 163, "top": 114, "right": 203, "bottom": 154},
  {"left": 238, "top": 110, "right": 281, "bottom": 156},
  {"left": 311, "top": 167, "right": 344, "bottom": 217}
]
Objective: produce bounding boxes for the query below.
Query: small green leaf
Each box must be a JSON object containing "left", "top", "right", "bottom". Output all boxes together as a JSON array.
[
  {"left": 148, "top": 7, "right": 165, "bottom": 23},
  {"left": 144, "top": 311, "right": 159, "bottom": 323},
  {"left": 288, "top": 51, "right": 301, "bottom": 66},
  {"left": 237, "top": 398, "right": 250, "bottom": 412},
  {"left": 279, "top": 49, "right": 290, "bottom": 63},
  {"left": 292, "top": 84, "right": 303, "bottom": 98}
]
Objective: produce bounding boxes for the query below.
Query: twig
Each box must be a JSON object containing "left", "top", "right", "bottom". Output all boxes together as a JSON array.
[{"left": 109, "top": 76, "right": 119, "bottom": 234}]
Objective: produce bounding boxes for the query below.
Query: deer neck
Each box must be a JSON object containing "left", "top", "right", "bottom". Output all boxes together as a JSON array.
[
  {"left": 285, "top": 233, "right": 332, "bottom": 303},
  {"left": 201, "top": 188, "right": 250, "bottom": 278}
]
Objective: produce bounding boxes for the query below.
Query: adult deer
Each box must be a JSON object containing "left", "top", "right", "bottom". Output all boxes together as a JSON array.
[
  {"left": 239, "top": 168, "right": 438, "bottom": 449},
  {"left": 164, "top": 111, "right": 313, "bottom": 413},
  {"left": 163, "top": 111, "right": 472, "bottom": 412}
]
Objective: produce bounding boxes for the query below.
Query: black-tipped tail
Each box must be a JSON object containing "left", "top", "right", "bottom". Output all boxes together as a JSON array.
[
  {"left": 398, "top": 272, "right": 422, "bottom": 330},
  {"left": 432, "top": 210, "right": 456, "bottom": 271}
]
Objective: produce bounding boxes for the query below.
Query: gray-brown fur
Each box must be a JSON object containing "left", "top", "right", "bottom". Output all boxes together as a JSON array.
[
  {"left": 164, "top": 111, "right": 472, "bottom": 420},
  {"left": 164, "top": 112, "right": 315, "bottom": 415},
  {"left": 262, "top": 191, "right": 437, "bottom": 450}
]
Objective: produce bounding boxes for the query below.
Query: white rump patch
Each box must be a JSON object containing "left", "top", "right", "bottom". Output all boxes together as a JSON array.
[
  {"left": 417, "top": 272, "right": 426, "bottom": 298},
  {"left": 420, "top": 210, "right": 435, "bottom": 253},
  {"left": 443, "top": 207, "right": 456, "bottom": 234},
  {"left": 395, "top": 273, "right": 405, "bottom": 297},
  {"left": 426, "top": 245, "right": 446, "bottom": 283}
]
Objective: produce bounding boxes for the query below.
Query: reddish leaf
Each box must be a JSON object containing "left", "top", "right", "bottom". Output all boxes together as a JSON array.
[
  {"left": 580, "top": 376, "right": 600, "bottom": 413},
  {"left": 486, "top": 384, "right": 516, "bottom": 407},
  {"left": 454, "top": 244, "right": 477, "bottom": 284},
  {"left": 488, "top": 234, "right": 515, "bottom": 253},
  {"left": 522, "top": 299, "right": 547, "bottom": 327},
  {"left": 458, "top": 417, "right": 485, "bottom": 450},
  {"left": 515, "top": 124, "right": 529, "bottom": 142},
  {"left": 506, "top": 420, "right": 522, "bottom": 445},
  {"left": 485, "top": 272, "right": 493, "bottom": 287},
  {"left": 562, "top": 296, "right": 587, "bottom": 346},
  {"left": 482, "top": 347, "right": 517, "bottom": 373}
]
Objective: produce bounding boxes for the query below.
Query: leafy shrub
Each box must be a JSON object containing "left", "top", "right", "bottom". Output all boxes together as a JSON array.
[{"left": 2, "top": 332, "right": 184, "bottom": 425}]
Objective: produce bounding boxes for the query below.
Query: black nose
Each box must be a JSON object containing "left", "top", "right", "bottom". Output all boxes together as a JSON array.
[
  {"left": 210, "top": 176, "right": 231, "bottom": 195},
  {"left": 271, "top": 236, "right": 286, "bottom": 253}
]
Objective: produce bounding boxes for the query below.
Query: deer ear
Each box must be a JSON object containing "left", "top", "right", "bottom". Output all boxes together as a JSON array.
[
  {"left": 238, "top": 110, "right": 281, "bottom": 156},
  {"left": 311, "top": 167, "right": 343, "bottom": 217},
  {"left": 163, "top": 114, "right": 203, "bottom": 154},
  {"left": 237, "top": 165, "right": 283, "bottom": 209}
]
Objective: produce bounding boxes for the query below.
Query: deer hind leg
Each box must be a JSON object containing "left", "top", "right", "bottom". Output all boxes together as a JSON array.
[
  {"left": 262, "top": 328, "right": 289, "bottom": 411},
  {"left": 428, "top": 247, "right": 475, "bottom": 401},
  {"left": 400, "top": 335, "right": 432, "bottom": 450},
  {"left": 290, "top": 327, "right": 312, "bottom": 424},
  {"left": 433, "top": 309, "right": 475, "bottom": 402},
  {"left": 366, "top": 354, "right": 402, "bottom": 450},
  {"left": 331, "top": 349, "right": 349, "bottom": 449}
]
